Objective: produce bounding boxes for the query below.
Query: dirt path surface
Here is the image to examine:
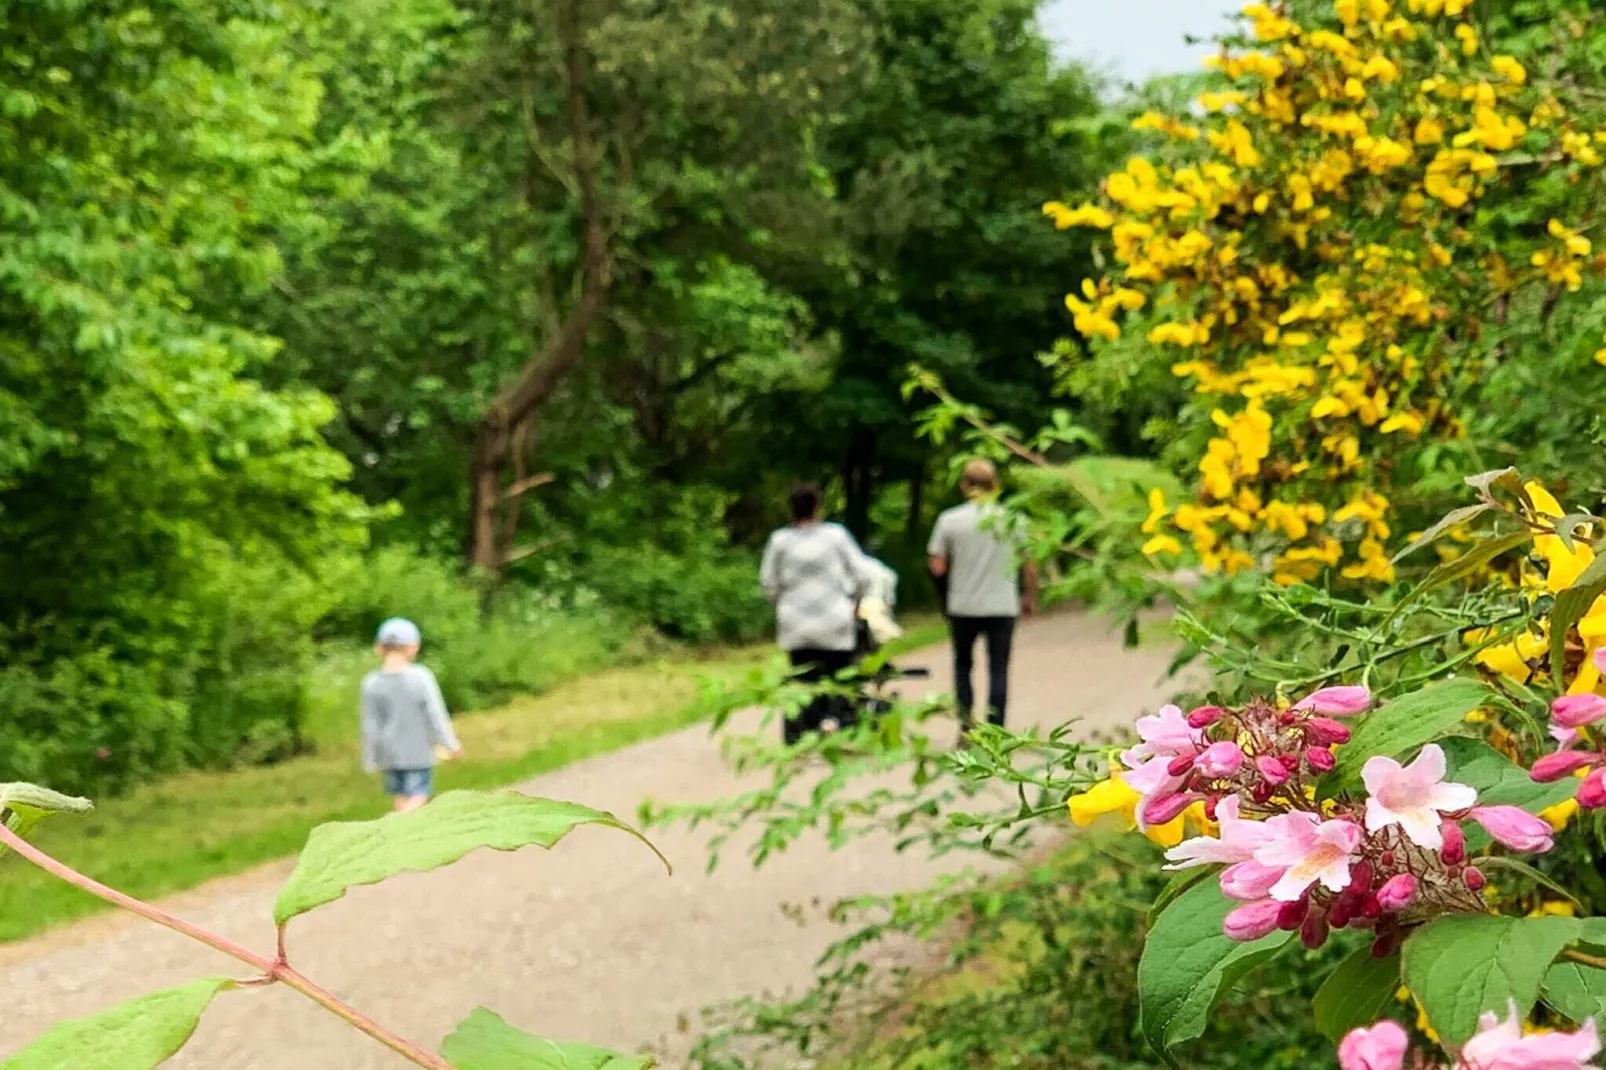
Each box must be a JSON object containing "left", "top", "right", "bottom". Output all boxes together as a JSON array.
[{"left": 0, "top": 612, "right": 1179, "bottom": 1068}]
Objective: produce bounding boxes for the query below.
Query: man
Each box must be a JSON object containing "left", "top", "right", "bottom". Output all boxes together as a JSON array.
[{"left": 927, "top": 459, "right": 1038, "bottom": 730}]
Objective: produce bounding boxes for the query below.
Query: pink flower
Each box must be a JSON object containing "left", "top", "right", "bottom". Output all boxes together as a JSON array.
[
  {"left": 1339, "top": 1020, "right": 1408, "bottom": 1070},
  {"left": 1254, "top": 812, "right": 1364, "bottom": 902},
  {"left": 1533, "top": 750, "right": 1598, "bottom": 783},
  {"left": 1165, "top": 795, "right": 1271, "bottom": 870},
  {"left": 1362, "top": 743, "right": 1478, "bottom": 849},
  {"left": 1305, "top": 717, "right": 1354, "bottom": 746},
  {"left": 1220, "top": 860, "right": 1285, "bottom": 900},
  {"left": 1458, "top": 1000, "right": 1601, "bottom": 1069},
  {"left": 1294, "top": 685, "right": 1374, "bottom": 717},
  {"left": 1469, "top": 806, "right": 1555, "bottom": 853},
  {"left": 1141, "top": 791, "right": 1203, "bottom": 826},
  {"left": 1257, "top": 754, "right": 1291, "bottom": 786},
  {"left": 1197, "top": 741, "right": 1246, "bottom": 777},
  {"left": 1580, "top": 769, "right": 1606, "bottom": 811},
  {"left": 1121, "top": 704, "right": 1205, "bottom": 824},
  {"left": 1376, "top": 873, "right": 1417, "bottom": 912},
  {"left": 1223, "top": 899, "right": 1283, "bottom": 941},
  {"left": 1553, "top": 723, "right": 1583, "bottom": 750},
  {"left": 1552, "top": 694, "right": 1606, "bottom": 730}
]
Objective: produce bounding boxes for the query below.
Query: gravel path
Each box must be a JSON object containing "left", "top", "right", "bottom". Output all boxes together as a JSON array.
[{"left": 0, "top": 612, "right": 1178, "bottom": 1068}]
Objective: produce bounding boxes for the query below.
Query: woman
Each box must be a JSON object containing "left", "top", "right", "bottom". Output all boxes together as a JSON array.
[{"left": 760, "top": 483, "right": 876, "bottom": 744}]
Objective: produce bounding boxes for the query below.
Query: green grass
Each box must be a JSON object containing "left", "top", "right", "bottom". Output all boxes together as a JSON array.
[
  {"left": 0, "top": 646, "right": 763, "bottom": 944},
  {"left": 0, "top": 616, "right": 949, "bottom": 945}
]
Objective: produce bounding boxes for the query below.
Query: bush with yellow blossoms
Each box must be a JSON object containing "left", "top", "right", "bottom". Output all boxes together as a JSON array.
[{"left": 1044, "top": 0, "right": 1606, "bottom": 590}]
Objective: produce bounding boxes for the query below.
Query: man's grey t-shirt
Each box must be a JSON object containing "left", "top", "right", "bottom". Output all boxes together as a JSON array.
[
  {"left": 928, "top": 501, "right": 1024, "bottom": 618},
  {"left": 360, "top": 664, "right": 462, "bottom": 773}
]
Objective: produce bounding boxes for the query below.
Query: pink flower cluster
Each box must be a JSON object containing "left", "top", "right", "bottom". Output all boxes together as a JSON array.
[
  {"left": 1530, "top": 649, "right": 1606, "bottom": 810},
  {"left": 1341, "top": 1006, "right": 1600, "bottom": 1069},
  {"left": 1131, "top": 687, "right": 1557, "bottom": 949}
]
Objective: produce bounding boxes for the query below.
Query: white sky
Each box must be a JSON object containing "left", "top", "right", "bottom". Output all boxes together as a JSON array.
[{"left": 1038, "top": 0, "right": 1244, "bottom": 85}]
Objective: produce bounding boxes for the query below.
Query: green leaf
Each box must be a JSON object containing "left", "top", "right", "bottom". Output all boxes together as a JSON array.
[
  {"left": 1313, "top": 947, "right": 1402, "bottom": 1044},
  {"left": 1138, "top": 880, "right": 1292, "bottom": 1059},
  {"left": 274, "top": 791, "right": 668, "bottom": 925},
  {"left": 0, "top": 782, "right": 93, "bottom": 857},
  {"left": 441, "top": 1008, "right": 653, "bottom": 1069},
  {"left": 1398, "top": 529, "right": 1533, "bottom": 608},
  {"left": 1402, "top": 914, "right": 1580, "bottom": 1046},
  {"left": 0, "top": 978, "right": 231, "bottom": 1069},
  {"left": 1327, "top": 679, "right": 1492, "bottom": 794},
  {"left": 1545, "top": 961, "right": 1606, "bottom": 1025},
  {"left": 1480, "top": 857, "right": 1584, "bottom": 910},
  {"left": 1439, "top": 738, "right": 1577, "bottom": 847},
  {"left": 1550, "top": 555, "right": 1606, "bottom": 681},
  {"left": 1147, "top": 867, "right": 1212, "bottom": 927},
  {"left": 1392, "top": 503, "right": 1493, "bottom": 564}
]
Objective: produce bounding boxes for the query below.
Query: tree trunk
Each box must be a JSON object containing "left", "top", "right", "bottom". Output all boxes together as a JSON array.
[
  {"left": 842, "top": 426, "right": 877, "bottom": 542},
  {"left": 466, "top": 0, "right": 615, "bottom": 575}
]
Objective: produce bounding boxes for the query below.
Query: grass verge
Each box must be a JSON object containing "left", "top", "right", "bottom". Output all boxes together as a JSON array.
[{"left": 1, "top": 617, "right": 949, "bottom": 945}]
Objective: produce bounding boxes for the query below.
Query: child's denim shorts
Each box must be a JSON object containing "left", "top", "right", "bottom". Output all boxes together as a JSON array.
[{"left": 382, "top": 767, "right": 433, "bottom": 798}]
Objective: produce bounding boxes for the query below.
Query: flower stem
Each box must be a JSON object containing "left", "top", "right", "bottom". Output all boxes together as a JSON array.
[
  {"left": 1562, "top": 947, "right": 1606, "bottom": 971},
  {"left": 0, "top": 823, "right": 454, "bottom": 1070}
]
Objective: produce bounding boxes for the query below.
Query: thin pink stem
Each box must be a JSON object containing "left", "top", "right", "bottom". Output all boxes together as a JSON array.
[
  {"left": 0, "top": 822, "right": 275, "bottom": 973},
  {"left": 0, "top": 823, "right": 454, "bottom": 1070}
]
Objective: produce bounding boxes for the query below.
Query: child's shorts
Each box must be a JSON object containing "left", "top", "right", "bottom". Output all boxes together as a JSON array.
[{"left": 382, "top": 767, "right": 433, "bottom": 798}]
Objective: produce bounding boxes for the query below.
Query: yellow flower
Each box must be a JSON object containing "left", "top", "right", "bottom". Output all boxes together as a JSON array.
[
  {"left": 1539, "top": 797, "right": 1579, "bottom": 832},
  {"left": 1065, "top": 774, "right": 1200, "bottom": 847},
  {"left": 1491, "top": 56, "right": 1528, "bottom": 85},
  {"left": 1044, "top": 202, "right": 1114, "bottom": 230},
  {"left": 1415, "top": 117, "right": 1445, "bottom": 145},
  {"left": 1527, "top": 481, "right": 1596, "bottom": 592},
  {"left": 1528, "top": 900, "right": 1578, "bottom": 918},
  {"left": 1141, "top": 488, "right": 1169, "bottom": 534},
  {"left": 1143, "top": 534, "right": 1184, "bottom": 558},
  {"left": 1380, "top": 411, "right": 1425, "bottom": 435},
  {"left": 1455, "top": 23, "right": 1478, "bottom": 55}
]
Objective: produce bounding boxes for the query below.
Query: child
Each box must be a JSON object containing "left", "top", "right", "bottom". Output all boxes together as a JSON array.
[{"left": 360, "top": 618, "right": 463, "bottom": 812}]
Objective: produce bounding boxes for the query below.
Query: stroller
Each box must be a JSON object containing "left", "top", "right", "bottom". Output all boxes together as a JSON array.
[{"left": 840, "top": 557, "right": 930, "bottom": 728}]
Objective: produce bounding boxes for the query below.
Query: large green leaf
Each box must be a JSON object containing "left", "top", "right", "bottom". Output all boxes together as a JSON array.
[
  {"left": 1397, "top": 530, "right": 1533, "bottom": 609},
  {"left": 1544, "top": 960, "right": 1606, "bottom": 1025},
  {"left": 441, "top": 1008, "right": 653, "bottom": 1070},
  {"left": 1313, "top": 947, "right": 1402, "bottom": 1044},
  {"left": 1327, "top": 679, "right": 1492, "bottom": 794},
  {"left": 1550, "top": 555, "right": 1606, "bottom": 681},
  {"left": 1439, "top": 738, "right": 1577, "bottom": 848},
  {"left": 274, "top": 792, "right": 668, "bottom": 925},
  {"left": 1402, "top": 914, "right": 1580, "bottom": 1046},
  {"left": 0, "top": 783, "right": 93, "bottom": 859},
  {"left": 1138, "top": 880, "right": 1292, "bottom": 1059},
  {"left": 0, "top": 978, "right": 231, "bottom": 1070}
]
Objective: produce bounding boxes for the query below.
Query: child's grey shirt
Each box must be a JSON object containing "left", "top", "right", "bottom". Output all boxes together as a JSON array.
[{"left": 360, "top": 664, "right": 461, "bottom": 773}]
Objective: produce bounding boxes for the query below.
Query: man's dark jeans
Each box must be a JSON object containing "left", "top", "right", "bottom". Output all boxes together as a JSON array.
[{"left": 949, "top": 615, "right": 1016, "bottom": 727}]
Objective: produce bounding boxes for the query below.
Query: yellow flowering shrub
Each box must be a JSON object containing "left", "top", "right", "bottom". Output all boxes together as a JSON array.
[{"left": 1044, "top": 0, "right": 1606, "bottom": 584}]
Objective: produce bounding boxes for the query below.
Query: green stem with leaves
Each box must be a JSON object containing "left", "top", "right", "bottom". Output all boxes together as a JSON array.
[{"left": 0, "top": 823, "right": 453, "bottom": 1070}]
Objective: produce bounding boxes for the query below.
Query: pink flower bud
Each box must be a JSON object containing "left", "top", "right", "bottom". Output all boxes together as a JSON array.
[
  {"left": 1464, "top": 865, "right": 1486, "bottom": 892},
  {"left": 1329, "top": 895, "right": 1354, "bottom": 930},
  {"left": 1141, "top": 791, "right": 1202, "bottom": 827},
  {"left": 1440, "top": 820, "right": 1466, "bottom": 866},
  {"left": 1251, "top": 781, "right": 1275, "bottom": 803},
  {"left": 1223, "top": 900, "right": 1283, "bottom": 942},
  {"left": 1220, "top": 860, "right": 1284, "bottom": 901},
  {"left": 1293, "top": 685, "right": 1373, "bottom": 718},
  {"left": 1532, "top": 750, "right": 1597, "bottom": 783},
  {"left": 1279, "top": 752, "right": 1301, "bottom": 772},
  {"left": 1306, "top": 747, "right": 1336, "bottom": 773},
  {"left": 1551, "top": 694, "right": 1606, "bottom": 730},
  {"left": 1338, "top": 1020, "right": 1408, "bottom": 1070},
  {"left": 1187, "top": 705, "right": 1227, "bottom": 729},
  {"left": 1376, "top": 874, "right": 1417, "bottom": 912},
  {"left": 1469, "top": 805, "right": 1555, "bottom": 853},
  {"left": 1304, "top": 717, "right": 1353, "bottom": 746},
  {"left": 1167, "top": 752, "right": 1198, "bottom": 776},
  {"left": 1197, "top": 741, "right": 1245, "bottom": 778},
  {"left": 1361, "top": 894, "right": 1381, "bottom": 919},
  {"left": 1277, "top": 896, "right": 1309, "bottom": 932},
  {"left": 1256, "top": 755, "right": 1290, "bottom": 786},
  {"left": 1300, "top": 908, "right": 1330, "bottom": 951},
  {"left": 1579, "top": 768, "right": 1606, "bottom": 811}
]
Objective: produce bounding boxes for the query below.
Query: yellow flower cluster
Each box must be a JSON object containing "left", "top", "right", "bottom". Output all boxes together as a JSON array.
[
  {"left": 1476, "top": 482, "right": 1606, "bottom": 695},
  {"left": 1045, "top": 0, "right": 1606, "bottom": 585}
]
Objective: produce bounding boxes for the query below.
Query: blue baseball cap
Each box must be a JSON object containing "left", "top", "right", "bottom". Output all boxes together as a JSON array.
[{"left": 376, "top": 618, "right": 422, "bottom": 646}]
